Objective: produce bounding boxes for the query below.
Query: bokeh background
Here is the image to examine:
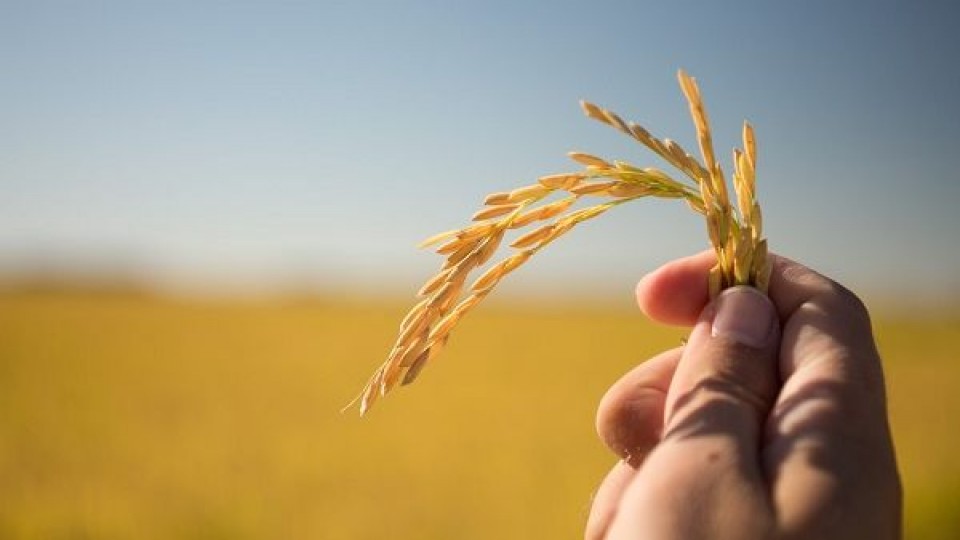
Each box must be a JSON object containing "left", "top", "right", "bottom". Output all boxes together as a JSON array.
[{"left": 2, "top": 1, "right": 958, "bottom": 538}]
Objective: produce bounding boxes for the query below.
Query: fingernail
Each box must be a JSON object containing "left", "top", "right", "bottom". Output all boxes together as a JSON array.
[{"left": 711, "top": 286, "right": 776, "bottom": 348}]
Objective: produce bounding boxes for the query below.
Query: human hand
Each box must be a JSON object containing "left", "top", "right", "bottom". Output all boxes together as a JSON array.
[{"left": 586, "top": 251, "right": 901, "bottom": 539}]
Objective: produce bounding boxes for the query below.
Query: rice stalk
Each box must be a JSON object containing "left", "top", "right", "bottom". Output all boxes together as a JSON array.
[{"left": 346, "top": 70, "right": 769, "bottom": 415}]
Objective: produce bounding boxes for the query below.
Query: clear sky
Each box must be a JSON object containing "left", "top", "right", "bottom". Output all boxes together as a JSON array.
[{"left": 2, "top": 1, "right": 958, "bottom": 308}]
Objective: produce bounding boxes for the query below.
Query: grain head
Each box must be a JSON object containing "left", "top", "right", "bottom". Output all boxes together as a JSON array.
[{"left": 347, "top": 70, "right": 769, "bottom": 415}]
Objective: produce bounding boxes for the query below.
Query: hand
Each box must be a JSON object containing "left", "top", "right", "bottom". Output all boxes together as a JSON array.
[{"left": 586, "top": 251, "right": 902, "bottom": 539}]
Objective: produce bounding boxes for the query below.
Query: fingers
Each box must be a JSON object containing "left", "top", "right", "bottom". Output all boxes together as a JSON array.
[
  {"left": 767, "top": 255, "right": 879, "bottom": 377},
  {"left": 637, "top": 252, "right": 887, "bottom": 396},
  {"left": 761, "top": 261, "right": 901, "bottom": 537},
  {"left": 637, "top": 251, "right": 877, "bottom": 351},
  {"left": 595, "top": 348, "right": 681, "bottom": 464},
  {"left": 606, "top": 286, "right": 781, "bottom": 538},
  {"left": 635, "top": 250, "right": 714, "bottom": 326},
  {"left": 584, "top": 461, "right": 637, "bottom": 540},
  {"left": 653, "top": 253, "right": 885, "bottom": 401},
  {"left": 589, "top": 348, "right": 681, "bottom": 539},
  {"left": 632, "top": 251, "right": 901, "bottom": 537}
]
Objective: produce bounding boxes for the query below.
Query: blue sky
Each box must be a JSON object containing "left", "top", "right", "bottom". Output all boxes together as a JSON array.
[{"left": 2, "top": 1, "right": 958, "bottom": 307}]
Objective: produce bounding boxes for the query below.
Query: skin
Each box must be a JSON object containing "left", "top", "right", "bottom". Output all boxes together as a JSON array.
[{"left": 586, "top": 251, "right": 902, "bottom": 540}]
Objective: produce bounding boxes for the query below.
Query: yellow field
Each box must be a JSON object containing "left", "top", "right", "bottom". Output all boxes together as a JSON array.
[{"left": 1, "top": 290, "right": 958, "bottom": 539}]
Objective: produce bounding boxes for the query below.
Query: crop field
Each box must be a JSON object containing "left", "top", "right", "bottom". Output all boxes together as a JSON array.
[{"left": 1, "top": 290, "right": 958, "bottom": 539}]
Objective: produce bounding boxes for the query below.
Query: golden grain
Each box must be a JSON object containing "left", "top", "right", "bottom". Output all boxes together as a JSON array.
[
  {"left": 417, "top": 268, "right": 454, "bottom": 297},
  {"left": 507, "top": 184, "right": 551, "bottom": 203},
  {"left": 435, "top": 236, "right": 474, "bottom": 255},
  {"left": 533, "top": 196, "right": 577, "bottom": 220},
  {"left": 401, "top": 341, "right": 438, "bottom": 385},
  {"left": 470, "top": 250, "right": 533, "bottom": 293},
  {"left": 428, "top": 311, "right": 461, "bottom": 343},
  {"left": 389, "top": 336, "right": 427, "bottom": 381},
  {"left": 469, "top": 265, "right": 505, "bottom": 293},
  {"left": 569, "top": 181, "right": 618, "bottom": 195},
  {"left": 483, "top": 191, "right": 512, "bottom": 205},
  {"left": 510, "top": 223, "right": 556, "bottom": 249},
  {"left": 567, "top": 151, "right": 612, "bottom": 168},
  {"left": 626, "top": 122, "right": 652, "bottom": 143},
  {"left": 608, "top": 184, "right": 653, "bottom": 198},
  {"left": 538, "top": 173, "right": 584, "bottom": 189},
  {"left": 509, "top": 208, "right": 546, "bottom": 228},
  {"left": 398, "top": 301, "right": 431, "bottom": 337},
  {"left": 441, "top": 241, "right": 478, "bottom": 268},
  {"left": 472, "top": 203, "right": 521, "bottom": 221},
  {"left": 418, "top": 229, "right": 460, "bottom": 249},
  {"left": 459, "top": 223, "right": 497, "bottom": 241},
  {"left": 398, "top": 298, "right": 430, "bottom": 329},
  {"left": 579, "top": 100, "right": 606, "bottom": 122},
  {"left": 475, "top": 230, "right": 504, "bottom": 266},
  {"left": 570, "top": 203, "right": 618, "bottom": 224}
]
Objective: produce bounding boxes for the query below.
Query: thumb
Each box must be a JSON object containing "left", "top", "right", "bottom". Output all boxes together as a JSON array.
[
  {"left": 664, "top": 285, "right": 780, "bottom": 443},
  {"left": 630, "top": 286, "right": 781, "bottom": 535}
]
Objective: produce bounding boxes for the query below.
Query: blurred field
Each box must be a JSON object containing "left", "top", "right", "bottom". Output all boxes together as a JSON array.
[{"left": 0, "top": 289, "right": 958, "bottom": 539}]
